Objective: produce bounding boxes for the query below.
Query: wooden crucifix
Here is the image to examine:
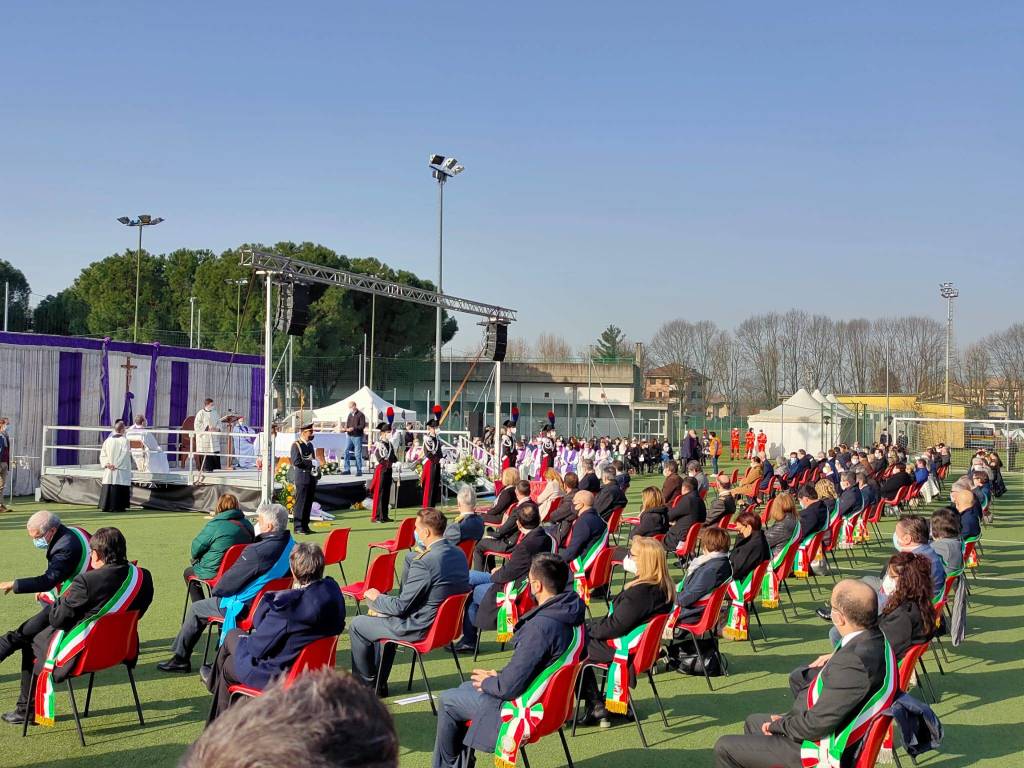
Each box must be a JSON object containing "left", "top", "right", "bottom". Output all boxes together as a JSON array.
[{"left": 121, "top": 355, "right": 138, "bottom": 390}]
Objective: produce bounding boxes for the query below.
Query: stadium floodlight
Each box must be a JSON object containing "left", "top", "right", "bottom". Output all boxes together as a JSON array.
[
  {"left": 939, "top": 282, "right": 959, "bottom": 406},
  {"left": 118, "top": 215, "right": 165, "bottom": 342}
]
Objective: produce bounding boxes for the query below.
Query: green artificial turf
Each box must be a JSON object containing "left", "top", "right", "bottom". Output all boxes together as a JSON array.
[{"left": 0, "top": 465, "right": 1021, "bottom": 768}]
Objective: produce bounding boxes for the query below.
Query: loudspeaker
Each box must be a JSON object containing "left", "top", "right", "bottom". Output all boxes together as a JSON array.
[
  {"left": 485, "top": 322, "right": 507, "bottom": 361},
  {"left": 468, "top": 411, "right": 485, "bottom": 440},
  {"left": 276, "top": 282, "right": 314, "bottom": 336}
]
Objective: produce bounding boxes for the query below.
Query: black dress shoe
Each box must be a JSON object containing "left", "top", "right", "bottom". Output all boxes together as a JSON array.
[
  {"left": 199, "top": 664, "right": 213, "bottom": 687},
  {"left": 375, "top": 683, "right": 389, "bottom": 699},
  {"left": 452, "top": 641, "right": 476, "bottom": 654},
  {"left": 816, "top": 606, "right": 833, "bottom": 621},
  {"left": 157, "top": 657, "right": 192, "bottom": 673},
  {"left": 1, "top": 710, "right": 32, "bottom": 726}
]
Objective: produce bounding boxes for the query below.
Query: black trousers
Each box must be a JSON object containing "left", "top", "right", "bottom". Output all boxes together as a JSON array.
[
  {"left": 472, "top": 537, "right": 511, "bottom": 571},
  {"left": 294, "top": 479, "right": 317, "bottom": 530},
  {"left": 0, "top": 607, "right": 51, "bottom": 713},
  {"left": 207, "top": 629, "right": 244, "bottom": 723},
  {"left": 183, "top": 566, "right": 207, "bottom": 603},
  {"left": 713, "top": 714, "right": 801, "bottom": 768}
]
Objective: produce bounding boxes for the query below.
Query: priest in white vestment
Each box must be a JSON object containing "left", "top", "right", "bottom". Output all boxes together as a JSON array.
[
  {"left": 99, "top": 420, "right": 133, "bottom": 512},
  {"left": 231, "top": 417, "right": 257, "bottom": 469},
  {"left": 193, "top": 398, "right": 221, "bottom": 472},
  {"left": 127, "top": 415, "right": 170, "bottom": 473}
]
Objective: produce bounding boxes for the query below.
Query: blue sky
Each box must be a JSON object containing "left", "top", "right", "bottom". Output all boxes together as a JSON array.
[{"left": 1, "top": 2, "right": 1021, "bottom": 350}]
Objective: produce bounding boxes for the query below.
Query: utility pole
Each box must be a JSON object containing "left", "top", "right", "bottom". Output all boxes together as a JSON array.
[{"left": 940, "top": 282, "right": 959, "bottom": 411}]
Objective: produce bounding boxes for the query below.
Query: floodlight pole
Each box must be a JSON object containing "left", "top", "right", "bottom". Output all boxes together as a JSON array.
[
  {"left": 261, "top": 272, "right": 275, "bottom": 504},
  {"left": 133, "top": 224, "right": 143, "bottom": 342},
  {"left": 434, "top": 175, "right": 445, "bottom": 409}
]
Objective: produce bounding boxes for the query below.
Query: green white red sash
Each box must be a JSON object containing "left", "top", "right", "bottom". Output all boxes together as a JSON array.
[
  {"left": 799, "top": 637, "right": 898, "bottom": 768},
  {"left": 494, "top": 625, "right": 583, "bottom": 768},
  {"left": 724, "top": 562, "right": 766, "bottom": 640},
  {"left": 794, "top": 529, "right": 820, "bottom": 578},
  {"left": 38, "top": 527, "right": 91, "bottom": 605},
  {"left": 603, "top": 608, "right": 655, "bottom": 714},
  {"left": 839, "top": 504, "right": 864, "bottom": 550},
  {"left": 35, "top": 564, "right": 143, "bottom": 726},
  {"left": 570, "top": 525, "right": 609, "bottom": 606},
  {"left": 963, "top": 536, "right": 980, "bottom": 568},
  {"left": 496, "top": 578, "right": 527, "bottom": 643},
  {"left": 761, "top": 523, "right": 802, "bottom": 608}
]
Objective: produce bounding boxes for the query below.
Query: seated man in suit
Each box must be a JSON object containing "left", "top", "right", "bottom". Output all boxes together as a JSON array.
[
  {"left": 0, "top": 511, "right": 90, "bottom": 724},
  {"left": 880, "top": 462, "right": 913, "bottom": 500},
  {"left": 547, "top": 472, "right": 580, "bottom": 547},
  {"left": 445, "top": 485, "right": 486, "bottom": 546},
  {"left": 663, "top": 477, "right": 706, "bottom": 553},
  {"left": 714, "top": 580, "right": 895, "bottom": 768},
  {"left": 558, "top": 491, "right": 605, "bottom": 563},
  {"left": 577, "top": 458, "right": 601, "bottom": 493},
  {"left": 796, "top": 484, "right": 829, "bottom": 538},
  {"left": 836, "top": 472, "right": 863, "bottom": 519},
  {"left": 206, "top": 542, "right": 345, "bottom": 720},
  {"left": 594, "top": 466, "right": 628, "bottom": 522},
  {"left": 705, "top": 477, "right": 737, "bottom": 527},
  {"left": 350, "top": 508, "right": 470, "bottom": 696},
  {"left": 433, "top": 554, "right": 586, "bottom": 768},
  {"left": 472, "top": 481, "right": 531, "bottom": 570},
  {"left": 21, "top": 527, "right": 154, "bottom": 727},
  {"left": 455, "top": 503, "right": 553, "bottom": 652},
  {"left": 159, "top": 503, "right": 294, "bottom": 673}
]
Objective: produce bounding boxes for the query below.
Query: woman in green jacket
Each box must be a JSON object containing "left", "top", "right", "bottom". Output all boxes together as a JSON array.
[{"left": 185, "top": 493, "right": 255, "bottom": 602}]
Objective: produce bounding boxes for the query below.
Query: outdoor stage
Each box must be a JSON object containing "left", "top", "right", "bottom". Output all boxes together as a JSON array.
[{"left": 39, "top": 465, "right": 424, "bottom": 514}]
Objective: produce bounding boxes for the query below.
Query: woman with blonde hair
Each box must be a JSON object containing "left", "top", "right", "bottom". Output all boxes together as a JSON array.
[
  {"left": 480, "top": 467, "right": 520, "bottom": 525},
  {"left": 577, "top": 537, "right": 674, "bottom": 726},
  {"left": 535, "top": 467, "right": 566, "bottom": 520}
]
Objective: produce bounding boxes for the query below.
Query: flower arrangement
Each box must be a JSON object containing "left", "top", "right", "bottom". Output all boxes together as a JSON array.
[
  {"left": 449, "top": 454, "right": 484, "bottom": 485},
  {"left": 274, "top": 460, "right": 296, "bottom": 511},
  {"left": 321, "top": 460, "right": 341, "bottom": 476}
]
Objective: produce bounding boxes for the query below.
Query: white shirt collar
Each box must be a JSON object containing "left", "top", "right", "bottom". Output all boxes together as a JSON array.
[{"left": 840, "top": 629, "right": 865, "bottom": 647}]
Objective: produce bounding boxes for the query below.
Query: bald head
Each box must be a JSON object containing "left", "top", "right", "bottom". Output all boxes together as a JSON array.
[
  {"left": 952, "top": 489, "right": 975, "bottom": 513},
  {"left": 573, "top": 490, "right": 595, "bottom": 511},
  {"left": 831, "top": 579, "right": 878, "bottom": 633}
]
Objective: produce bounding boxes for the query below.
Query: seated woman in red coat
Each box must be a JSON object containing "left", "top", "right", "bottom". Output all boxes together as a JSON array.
[{"left": 205, "top": 542, "right": 346, "bottom": 722}]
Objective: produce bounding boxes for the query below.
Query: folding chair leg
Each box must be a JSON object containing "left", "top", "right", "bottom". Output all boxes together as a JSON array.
[
  {"left": 520, "top": 745, "right": 531, "bottom": 768},
  {"left": 125, "top": 666, "right": 144, "bottom": 726},
  {"left": 931, "top": 643, "right": 946, "bottom": 676},
  {"left": 686, "top": 631, "right": 714, "bottom": 692},
  {"left": 917, "top": 659, "right": 938, "bottom": 702},
  {"left": 648, "top": 670, "right": 669, "bottom": 727},
  {"left": 67, "top": 678, "right": 86, "bottom": 747},
  {"left": 22, "top": 674, "right": 36, "bottom": 737},
  {"left": 375, "top": 641, "right": 391, "bottom": 696},
  {"left": 181, "top": 587, "right": 191, "bottom": 623},
  {"left": 418, "top": 651, "right": 437, "bottom": 716},
  {"left": 473, "top": 632, "right": 481, "bottom": 662},
  {"left": 338, "top": 562, "right": 348, "bottom": 586},
  {"left": 571, "top": 670, "right": 587, "bottom": 737},
  {"left": 407, "top": 650, "right": 417, "bottom": 692},
  {"left": 558, "top": 727, "right": 576, "bottom": 768},
  {"left": 449, "top": 644, "right": 465, "bottom": 682},
  {"left": 935, "top": 634, "right": 950, "bottom": 664},
  {"left": 750, "top": 601, "right": 768, "bottom": 642},
  {"left": 628, "top": 696, "right": 649, "bottom": 748},
  {"left": 782, "top": 581, "right": 798, "bottom": 617},
  {"left": 84, "top": 672, "right": 95, "bottom": 717}
]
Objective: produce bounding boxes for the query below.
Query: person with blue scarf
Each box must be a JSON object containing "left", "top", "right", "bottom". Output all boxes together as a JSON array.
[{"left": 159, "top": 504, "right": 294, "bottom": 674}]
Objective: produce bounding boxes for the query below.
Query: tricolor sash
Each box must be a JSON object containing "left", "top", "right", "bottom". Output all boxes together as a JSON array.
[
  {"left": 495, "top": 578, "right": 527, "bottom": 643},
  {"left": 38, "top": 527, "right": 92, "bottom": 606},
  {"left": 724, "top": 563, "right": 766, "bottom": 640},
  {"left": 35, "top": 564, "right": 143, "bottom": 726},
  {"left": 494, "top": 625, "right": 583, "bottom": 768},
  {"left": 570, "top": 527, "right": 609, "bottom": 606},
  {"left": 794, "top": 529, "right": 820, "bottom": 578},
  {"left": 603, "top": 609, "right": 654, "bottom": 714},
  {"left": 963, "top": 536, "right": 980, "bottom": 568},
  {"left": 667, "top": 574, "right": 709, "bottom": 629},
  {"left": 761, "top": 523, "right": 802, "bottom": 608},
  {"left": 217, "top": 538, "right": 294, "bottom": 642},
  {"left": 799, "top": 638, "right": 898, "bottom": 768},
  {"left": 839, "top": 503, "right": 865, "bottom": 550}
]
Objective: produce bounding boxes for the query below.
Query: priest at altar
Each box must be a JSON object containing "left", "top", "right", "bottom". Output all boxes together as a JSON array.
[
  {"left": 99, "top": 421, "right": 133, "bottom": 512},
  {"left": 127, "top": 416, "right": 169, "bottom": 473}
]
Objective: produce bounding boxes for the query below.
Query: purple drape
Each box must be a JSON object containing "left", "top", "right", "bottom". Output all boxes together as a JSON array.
[
  {"left": 145, "top": 342, "right": 160, "bottom": 425},
  {"left": 168, "top": 360, "right": 189, "bottom": 455},
  {"left": 56, "top": 351, "right": 82, "bottom": 466},
  {"left": 249, "top": 367, "right": 264, "bottom": 428},
  {"left": 98, "top": 337, "right": 111, "bottom": 426}
]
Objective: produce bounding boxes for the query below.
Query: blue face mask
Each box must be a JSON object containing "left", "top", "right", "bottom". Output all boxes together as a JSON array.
[
  {"left": 892, "top": 532, "right": 902, "bottom": 551},
  {"left": 33, "top": 537, "right": 48, "bottom": 550},
  {"left": 414, "top": 529, "right": 424, "bottom": 547}
]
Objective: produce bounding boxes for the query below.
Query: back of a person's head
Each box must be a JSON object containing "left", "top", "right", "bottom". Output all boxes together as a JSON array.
[
  {"left": 602, "top": 465, "right": 616, "bottom": 483},
  {"left": 665, "top": 460, "right": 677, "bottom": 474},
  {"left": 930, "top": 508, "right": 961, "bottom": 540},
  {"left": 681, "top": 476, "right": 698, "bottom": 493},
  {"left": 216, "top": 493, "right": 239, "bottom": 514},
  {"left": 832, "top": 579, "right": 878, "bottom": 630},
  {"left": 952, "top": 489, "right": 975, "bottom": 512},
  {"left": 898, "top": 514, "right": 929, "bottom": 544},
  {"left": 700, "top": 526, "right": 730, "bottom": 553},
  {"left": 529, "top": 552, "right": 569, "bottom": 594},
  {"left": 797, "top": 483, "right": 818, "bottom": 501},
  {"left": 181, "top": 669, "right": 398, "bottom": 768},
  {"left": 563, "top": 471, "right": 579, "bottom": 490},
  {"left": 517, "top": 502, "right": 541, "bottom": 529},
  {"left": 515, "top": 480, "right": 532, "bottom": 498},
  {"left": 686, "top": 460, "right": 701, "bottom": 474},
  {"left": 417, "top": 507, "right": 447, "bottom": 536},
  {"left": 91, "top": 527, "right": 127, "bottom": 564}
]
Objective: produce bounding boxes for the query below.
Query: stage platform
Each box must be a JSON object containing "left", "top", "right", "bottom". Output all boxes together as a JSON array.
[{"left": 39, "top": 465, "right": 424, "bottom": 513}]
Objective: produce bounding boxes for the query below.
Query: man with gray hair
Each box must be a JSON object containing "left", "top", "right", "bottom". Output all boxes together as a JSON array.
[
  {"left": 158, "top": 503, "right": 294, "bottom": 674},
  {"left": 445, "top": 485, "right": 485, "bottom": 547},
  {"left": 0, "top": 511, "right": 92, "bottom": 724},
  {"left": 593, "top": 465, "right": 627, "bottom": 521},
  {"left": 577, "top": 457, "right": 600, "bottom": 493}
]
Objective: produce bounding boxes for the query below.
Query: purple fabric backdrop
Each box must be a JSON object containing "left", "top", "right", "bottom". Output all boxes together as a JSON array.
[
  {"left": 0, "top": 330, "right": 261, "bottom": 366},
  {"left": 249, "top": 367, "right": 264, "bottom": 428},
  {"left": 98, "top": 337, "right": 111, "bottom": 427},
  {"left": 145, "top": 342, "right": 160, "bottom": 424},
  {"left": 168, "top": 361, "right": 190, "bottom": 456},
  {"left": 56, "top": 351, "right": 83, "bottom": 466}
]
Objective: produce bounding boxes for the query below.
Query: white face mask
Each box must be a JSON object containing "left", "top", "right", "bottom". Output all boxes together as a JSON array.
[
  {"left": 881, "top": 574, "right": 898, "bottom": 594},
  {"left": 622, "top": 556, "right": 638, "bottom": 574},
  {"left": 253, "top": 523, "right": 262, "bottom": 537}
]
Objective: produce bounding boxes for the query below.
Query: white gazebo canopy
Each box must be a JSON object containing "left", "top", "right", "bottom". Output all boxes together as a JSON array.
[{"left": 310, "top": 386, "right": 417, "bottom": 425}]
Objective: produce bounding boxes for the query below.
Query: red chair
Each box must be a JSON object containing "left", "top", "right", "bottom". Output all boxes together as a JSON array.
[
  {"left": 743, "top": 561, "right": 771, "bottom": 652},
  {"left": 225, "top": 634, "right": 339, "bottom": 703},
  {"left": 572, "top": 613, "right": 671, "bottom": 747},
  {"left": 730, "top": 469, "right": 740, "bottom": 485},
  {"left": 376, "top": 592, "right": 470, "bottom": 715},
  {"left": 759, "top": 496, "right": 776, "bottom": 525},
  {"left": 862, "top": 500, "right": 885, "bottom": 546},
  {"left": 474, "top": 587, "right": 535, "bottom": 661},
  {"left": 716, "top": 513, "right": 733, "bottom": 529},
  {"left": 672, "top": 582, "right": 731, "bottom": 691},
  {"left": 698, "top": 486, "right": 708, "bottom": 501},
  {"left": 854, "top": 714, "right": 895, "bottom": 768},
  {"left": 584, "top": 547, "right": 614, "bottom": 614},
  {"left": 366, "top": 517, "right": 417, "bottom": 573},
  {"left": 674, "top": 523, "right": 702, "bottom": 562},
  {"left": 456, "top": 538, "right": 475, "bottom": 566},
  {"left": 323, "top": 527, "right": 351, "bottom": 585},
  {"left": 820, "top": 514, "right": 846, "bottom": 579},
  {"left": 24, "top": 611, "right": 143, "bottom": 746},
  {"left": 774, "top": 542, "right": 803, "bottom": 623},
  {"left": 606, "top": 506, "right": 625, "bottom": 543},
  {"left": 514, "top": 663, "right": 583, "bottom": 768},
  {"left": 880, "top": 484, "right": 911, "bottom": 516},
  {"left": 202, "top": 576, "right": 293, "bottom": 664},
  {"left": 897, "top": 641, "right": 937, "bottom": 704},
  {"left": 341, "top": 551, "right": 399, "bottom": 615},
  {"left": 795, "top": 530, "right": 827, "bottom": 600},
  {"left": 182, "top": 543, "right": 247, "bottom": 622}
]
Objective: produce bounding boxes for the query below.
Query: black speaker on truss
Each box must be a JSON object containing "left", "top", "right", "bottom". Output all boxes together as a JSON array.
[
  {"left": 484, "top": 321, "right": 508, "bottom": 362},
  {"left": 276, "top": 282, "right": 314, "bottom": 336},
  {"left": 467, "top": 411, "right": 485, "bottom": 440}
]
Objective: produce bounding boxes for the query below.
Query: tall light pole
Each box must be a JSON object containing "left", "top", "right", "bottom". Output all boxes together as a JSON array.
[
  {"left": 117, "top": 215, "right": 164, "bottom": 342},
  {"left": 225, "top": 278, "right": 249, "bottom": 339},
  {"left": 188, "top": 296, "right": 197, "bottom": 348},
  {"left": 939, "top": 282, "right": 959, "bottom": 406},
  {"left": 428, "top": 154, "right": 464, "bottom": 407}
]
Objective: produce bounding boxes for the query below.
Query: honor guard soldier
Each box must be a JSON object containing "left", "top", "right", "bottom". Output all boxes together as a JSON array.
[
  {"left": 369, "top": 422, "right": 397, "bottom": 523},
  {"left": 290, "top": 423, "right": 320, "bottom": 535},
  {"left": 500, "top": 420, "right": 517, "bottom": 472},
  {"left": 422, "top": 419, "right": 443, "bottom": 508}
]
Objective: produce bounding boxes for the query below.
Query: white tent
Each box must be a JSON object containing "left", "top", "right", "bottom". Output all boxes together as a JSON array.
[
  {"left": 746, "top": 389, "right": 846, "bottom": 458},
  {"left": 310, "top": 387, "right": 417, "bottom": 425}
]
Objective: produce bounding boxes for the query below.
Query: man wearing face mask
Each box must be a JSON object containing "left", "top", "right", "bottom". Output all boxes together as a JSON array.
[
  {"left": 194, "top": 398, "right": 222, "bottom": 473},
  {"left": 0, "top": 512, "right": 91, "bottom": 724},
  {"left": 348, "top": 508, "right": 469, "bottom": 696}
]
